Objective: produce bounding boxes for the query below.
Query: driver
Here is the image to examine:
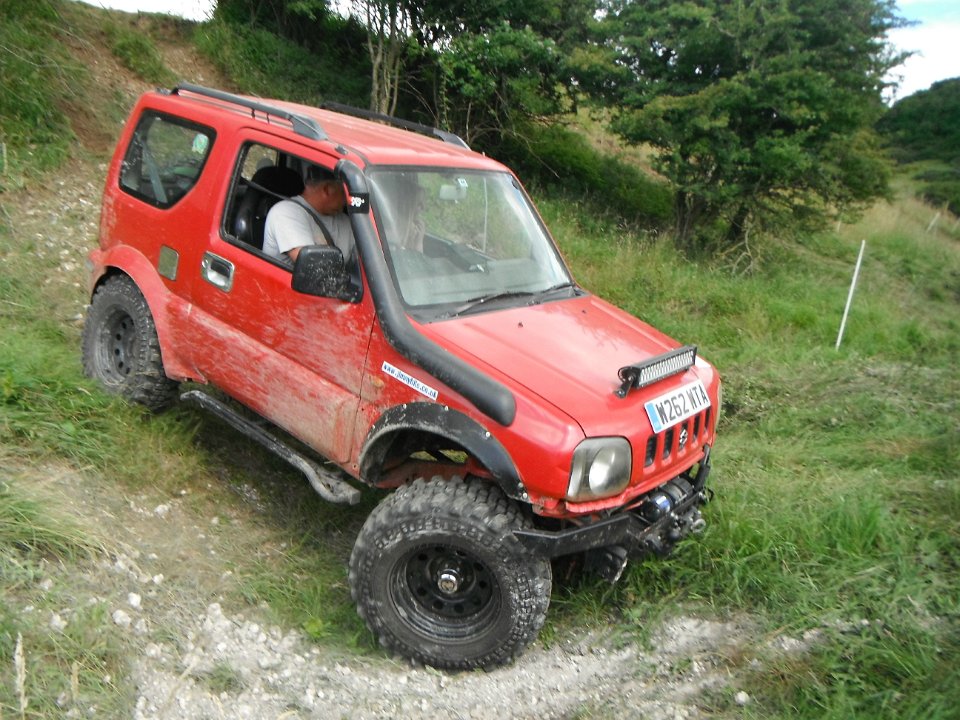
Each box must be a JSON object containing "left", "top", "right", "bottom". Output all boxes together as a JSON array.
[{"left": 263, "top": 165, "right": 353, "bottom": 262}]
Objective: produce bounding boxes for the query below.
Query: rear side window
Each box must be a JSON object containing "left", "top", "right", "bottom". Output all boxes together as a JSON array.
[{"left": 119, "top": 111, "right": 215, "bottom": 208}]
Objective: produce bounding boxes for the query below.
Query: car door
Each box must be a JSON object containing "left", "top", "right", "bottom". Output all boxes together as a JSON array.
[{"left": 185, "top": 134, "right": 375, "bottom": 465}]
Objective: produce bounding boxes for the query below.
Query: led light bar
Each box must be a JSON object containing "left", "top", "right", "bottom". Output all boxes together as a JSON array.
[{"left": 615, "top": 345, "right": 697, "bottom": 398}]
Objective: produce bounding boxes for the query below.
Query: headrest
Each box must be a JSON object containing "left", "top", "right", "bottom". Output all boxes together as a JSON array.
[{"left": 250, "top": 166, "right": 304, "bottom": 197}]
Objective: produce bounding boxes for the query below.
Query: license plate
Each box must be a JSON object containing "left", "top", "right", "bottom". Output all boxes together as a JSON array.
[{"left": 645, "top": 380, "right": 711, "bottom": 434}]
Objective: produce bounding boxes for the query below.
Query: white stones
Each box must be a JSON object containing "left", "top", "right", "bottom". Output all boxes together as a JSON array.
[{"left": 49, "top": 613, "right": 68, "bottom": 632}]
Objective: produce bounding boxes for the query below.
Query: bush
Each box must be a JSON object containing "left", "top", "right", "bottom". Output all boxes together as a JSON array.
[
  {"left": 915, "top": 168, "right": 960, "bottom": 216},
  {"left": 194, "top": 18, "right": 369, "bottom": 106},
  {"left": 499, "top": 122, "right": 673, "bottom": 227}
]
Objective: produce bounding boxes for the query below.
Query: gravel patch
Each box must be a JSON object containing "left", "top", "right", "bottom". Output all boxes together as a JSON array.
[{"left": 130, "top": 602, "right": 750, "bottom": 720}]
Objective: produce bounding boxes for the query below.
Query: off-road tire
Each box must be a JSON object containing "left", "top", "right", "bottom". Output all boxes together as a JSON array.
[
  {"left": 82, "top": 275, "right": 178, "bottom": 411},
  {"left": 349, "top": 476, "right": 552, "bottom": 670}
]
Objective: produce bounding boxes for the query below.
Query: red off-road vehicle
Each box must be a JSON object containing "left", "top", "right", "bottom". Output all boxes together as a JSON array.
[{"left": 83, "top": 84, "right": 721, "bottom": 670}]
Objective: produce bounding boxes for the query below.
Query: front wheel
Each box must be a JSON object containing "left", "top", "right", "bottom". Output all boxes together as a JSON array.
[{"left": 349, "top": 476, "right": 552, "bottom": 670}]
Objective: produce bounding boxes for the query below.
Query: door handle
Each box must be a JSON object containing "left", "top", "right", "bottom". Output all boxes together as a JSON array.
[{"left": 201, "top": 252, "right": 234, "bottom": 292}]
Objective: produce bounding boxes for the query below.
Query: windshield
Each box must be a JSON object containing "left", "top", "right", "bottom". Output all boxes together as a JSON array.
[{"left": 368, "top": 169, "right": 573, "bottom": 320}]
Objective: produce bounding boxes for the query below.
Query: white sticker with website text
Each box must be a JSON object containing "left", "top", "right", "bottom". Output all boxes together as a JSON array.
[{"left": 381, "top": 361, "right": 439, "bottom": 401}]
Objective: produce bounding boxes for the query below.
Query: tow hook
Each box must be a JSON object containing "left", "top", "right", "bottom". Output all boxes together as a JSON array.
[{"left": 586, "top": 545, "right": 629, "bottom": 584}]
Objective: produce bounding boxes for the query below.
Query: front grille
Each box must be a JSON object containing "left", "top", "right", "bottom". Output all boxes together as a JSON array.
[{"left": 643, "top": 408, "right": 711, "bottom": 468}]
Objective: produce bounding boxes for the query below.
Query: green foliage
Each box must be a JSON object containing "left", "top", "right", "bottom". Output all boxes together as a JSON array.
[
  {"left": 540, "top": 185, "right": 960, "bottom": 717},
  {"left": 103, "top": 22, "right": 176, "bottom": 85},
  {"left": 194, "top": 18, "right": 369, "bottom": 105},
  {"left": 880, "top": 78, "right": 960, "bottom": 163},
  {"left": 0, "top": 265, "right": 138, "bottom": 473},
  {"left": 2, "top": 5, "right": 959, "bottom": 717},
  {"left": 436, "top": 24, "right": 569, "bottom": 147},
  {"left": 914, "top": 167, "right": 960, "bottom": 216},
  {"left": 412, "top": 0, "right": 596, "bottom": 47},
  {"left": 879, "top": 78, "right": 960, "bottom": 215},
  {"left": 215, "top": 0, "right": 360, "bottom": 49},
  {"left": 577, "top": 0, "right": 904, "bottom": 250},
  {"left": 502, "top": 122, "right": 673, "bottom": 226},
  {"left": 0, "top": 0, "right": 82, "bottom": 184},
  {"left": 200, "top": 662, "right": 246, "bottom": 693},
  {"left": 0, "top": 592, "right": 133, "bottom": 718}
]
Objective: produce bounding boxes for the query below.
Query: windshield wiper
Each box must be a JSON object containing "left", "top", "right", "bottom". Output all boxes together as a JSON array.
[
  {"left": 534, "top": 282, "right": 579, "bottom": 299},
  {"left": 441, "top": 283, "right": 579, "bottom": 319},
  {"left": 442, "top": 291, "right": 537, "bottom": 319}
]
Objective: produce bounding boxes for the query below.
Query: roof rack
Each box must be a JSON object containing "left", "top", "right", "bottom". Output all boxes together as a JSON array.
[
  {"left": 320, "top": 101, "right": 469, "bottom": 150},
  {"left": 172, "top": 82, "right": 327, "bottom": 142}
]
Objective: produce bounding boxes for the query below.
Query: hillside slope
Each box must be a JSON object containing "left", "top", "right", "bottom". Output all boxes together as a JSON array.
[
  {"left": 0, "top": 7, "right": 759, "bottom": 719},
  {"left": 2, "top": 4, "right": 958, "bottom": 719}
]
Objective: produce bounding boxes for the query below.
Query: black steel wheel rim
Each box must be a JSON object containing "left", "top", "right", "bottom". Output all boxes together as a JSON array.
[
  {"left": 100, "top": 309, "right": 137, "bottom": 382},
  {"left": 390, "top": 543, "right": 501, "bottom": 640}
]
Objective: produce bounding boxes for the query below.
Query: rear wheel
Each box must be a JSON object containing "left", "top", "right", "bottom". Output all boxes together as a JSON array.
[
  {"left": 82, "top": 275, "right": 178, "bottom": 410},
  {"left": 349, "top": 476, "right": 552, "bottom": 670}
]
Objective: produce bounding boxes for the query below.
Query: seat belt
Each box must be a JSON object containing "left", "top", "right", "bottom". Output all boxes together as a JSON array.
[{"left": 292, "top": 196, "right": 336, "bottom": 248}]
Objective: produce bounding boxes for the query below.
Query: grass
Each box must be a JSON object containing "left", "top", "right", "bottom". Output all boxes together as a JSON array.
[
  {"left": 194, "top": 18, "right": 369, "bottom": 106},
  {"left": 0, "top": 475, "right": 133, "bottom": 718},
  {"left": 545, "top": 185, "right": 960, "bottom": 717},
  {"left": 0, "top": 0, "right": 84, "bottom": 187},
  {"left": 190, "top": 417, "right": 377, "bottom": 649},
  {"left": 103, "top": 19, "right": 177, "bottom": 86},
  {"left": 1, "top": 3, "right": 958, "bottom": 717}
]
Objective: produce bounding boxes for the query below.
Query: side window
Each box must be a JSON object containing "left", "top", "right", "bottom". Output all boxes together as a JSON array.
[
  {"left": 224, "top": 143, "right": 305, "bottom": 253},
  {"left": 119, "top": 111, "right": 214, "bottom": 209}
]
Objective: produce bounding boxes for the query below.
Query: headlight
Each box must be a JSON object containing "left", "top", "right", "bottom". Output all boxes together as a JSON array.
[{"left": 566, "top": 438, "right": 632, "bottom": 502}]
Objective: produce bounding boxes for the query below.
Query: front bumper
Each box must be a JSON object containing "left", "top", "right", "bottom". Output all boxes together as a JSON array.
[{"left": 514, "top": 446, "right": 712, "bottom": 559}]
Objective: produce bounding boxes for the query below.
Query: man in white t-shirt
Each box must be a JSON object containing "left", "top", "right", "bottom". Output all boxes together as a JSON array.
[{"left": 263, "top": 166, "right": 353, "bottom": 262}]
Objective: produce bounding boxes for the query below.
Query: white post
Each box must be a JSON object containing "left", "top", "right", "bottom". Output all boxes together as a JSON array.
[{"left": 836, "top": 239, "right": 866, "bottom": 351}]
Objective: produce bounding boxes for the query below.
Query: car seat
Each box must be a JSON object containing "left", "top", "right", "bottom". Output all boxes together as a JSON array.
[{"left": 234, "top": 166, "right": 305, "bottom": 250}]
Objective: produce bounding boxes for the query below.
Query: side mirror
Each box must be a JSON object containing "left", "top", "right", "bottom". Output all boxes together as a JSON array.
[{"left": 291, "top": 245, "right": 358, "bottom": 301}]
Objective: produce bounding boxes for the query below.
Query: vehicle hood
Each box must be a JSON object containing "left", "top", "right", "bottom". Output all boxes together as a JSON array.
[{"left": 420, "top": 294, "right": 705, "bottom": 436}]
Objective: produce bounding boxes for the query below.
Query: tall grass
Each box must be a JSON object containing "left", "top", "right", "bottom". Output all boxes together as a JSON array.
[
  {"left": 0, "top": 478, "right": 96, "bottom": 559},
  {"left": 194, "top": 18, "right": 369, "bottom": 106},
  {"left": 0, "top": 475, "right": 135, "bottom": 719},
  {"left": 542, "top": 185, "right": 960, "bottom": 717},
  {"left": 103, "top": 21, "right": 176, "bottom": 85},
  {"left": 0, "top": 0, "right": 85, "bottom": 186}
]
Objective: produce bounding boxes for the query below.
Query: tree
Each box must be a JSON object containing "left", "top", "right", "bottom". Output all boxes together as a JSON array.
[
  {"left": 216, "top": 0, "right": 332, "bottom": 46},
  {"left": 577, "top": 0, "right": 907, "bottom": 251},
  {"left": 351, "top": 0, "right": 412, "bottom": 114},
  {"left": 350, "top": 0, "right": 596, "bottom": 139},
  {"left": 410, "top": 0, "right": 597, "bottom": 48},
  {"left": 879, "top": 78, "right": 960, "bottom": 214},
  {"left": 436, "top": 24, "right": 568, "bottom": 147},
  {"left": 879, "top": 77, "right": 960, "bottom": 162}
]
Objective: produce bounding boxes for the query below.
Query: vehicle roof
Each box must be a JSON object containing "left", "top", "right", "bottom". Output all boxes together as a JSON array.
[{"left": 149, "top": 86, "right": 507, "bottom": 173}]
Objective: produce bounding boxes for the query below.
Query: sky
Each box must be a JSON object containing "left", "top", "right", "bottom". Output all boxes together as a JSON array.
[
  {"left": 77, "top": 0, "right": 960, "bottom": 103},
  {"left": 886, "top": 0, "right": 960, "bottom": 101}
]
